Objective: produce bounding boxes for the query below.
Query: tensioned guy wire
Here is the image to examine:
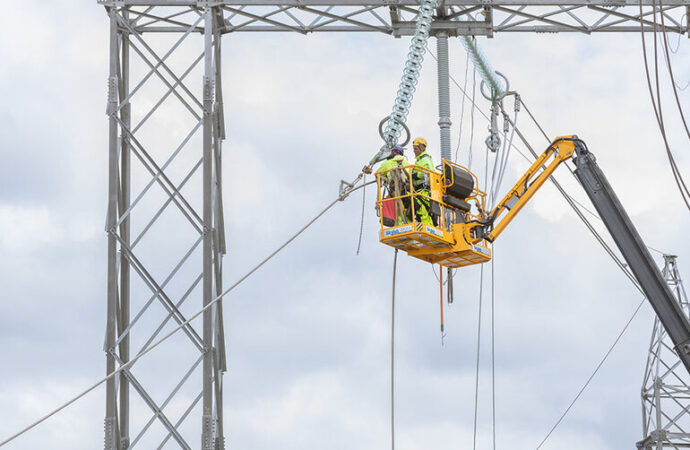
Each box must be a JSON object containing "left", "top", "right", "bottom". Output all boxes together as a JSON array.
[
  {"left": 391, "top": 249, "right": 399, "bottom": 450},
  {"left": 356, "top": 174, "right": 367, "bottom": 255},
  {"left": 0, "top": 176, "right": 375, "bottom": 448}
]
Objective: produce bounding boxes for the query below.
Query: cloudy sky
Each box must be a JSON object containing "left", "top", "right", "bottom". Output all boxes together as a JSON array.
[{"left": 1, "top": 1, "right": 689, "bottom": 449}]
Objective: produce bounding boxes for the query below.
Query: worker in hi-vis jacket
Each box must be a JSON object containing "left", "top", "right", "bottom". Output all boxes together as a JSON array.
[
  {"left": 411, "top": 137, "right": 434, "bottom": 225},
  {"left": 363, "top": 146, "right": 409, "bottom": 225}
]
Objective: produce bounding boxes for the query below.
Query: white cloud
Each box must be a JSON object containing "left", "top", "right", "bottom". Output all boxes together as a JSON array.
[{"left": 1, "top": 2, "right": 690, "bottom": 450}]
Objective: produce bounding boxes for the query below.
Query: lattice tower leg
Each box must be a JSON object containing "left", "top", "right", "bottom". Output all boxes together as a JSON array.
[
  {"left": 104, "top": 5, "right": 227, "bottom": 449},
  {"left": 638, "top": 255, "right": 690, "bottom": 449}
]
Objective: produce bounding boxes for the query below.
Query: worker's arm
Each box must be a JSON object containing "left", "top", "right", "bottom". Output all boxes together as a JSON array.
[{"left": 483, "top": 136, "right": 576, "bottom": 242}]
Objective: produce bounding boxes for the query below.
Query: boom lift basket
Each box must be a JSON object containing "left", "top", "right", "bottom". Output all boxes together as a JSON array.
[{"left": 375, "top": 160, "right": 492, "bottom": 268}]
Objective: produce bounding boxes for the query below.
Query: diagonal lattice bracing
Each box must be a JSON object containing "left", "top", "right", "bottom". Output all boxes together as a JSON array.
[
  {"left": 99, "top": 1, "right": 690, "bottom": 35},
  {"left": 105, "top": 4, "right": 226, "bottom": 449},
  {"left": 638, "top": 255, "right": 690, "bottom": 450},
  {"left": 98, "top": 1, "right": 689, "bottom": 449}
]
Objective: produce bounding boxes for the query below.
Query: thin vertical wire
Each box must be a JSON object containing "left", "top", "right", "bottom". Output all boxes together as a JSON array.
[
  {"left": 356, "top": 175, "right": 366, "bottom": 255},
  {"left": 473, "top": 142, "right": 491, "bottom": 449},
  {"left": 491, "top": 246, "right": 496, "bottom": 450},
  {"left": 472, "top": 264, "right": 484, "bottom": 450},
  {"left": 455, "top": 50, "right": 471, "bottom": 162},
  {"left": 468, "top": 67, "right": 477, "bottom": 170},
  {"left": 391, "top": 249, "right": 398, "bottom": 450}
]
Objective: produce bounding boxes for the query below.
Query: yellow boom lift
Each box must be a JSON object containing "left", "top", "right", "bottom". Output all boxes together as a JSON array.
[
  {"left": 375, "top": 134, "right": 690, "bottom": 374},
  {"left": 376, "top": 136, "right": 576, "bottom": 267}
]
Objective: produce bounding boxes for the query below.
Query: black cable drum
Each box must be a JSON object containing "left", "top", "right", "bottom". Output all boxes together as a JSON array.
[{"left": 443, "top": 163, "right": 475, "bottom": 199}]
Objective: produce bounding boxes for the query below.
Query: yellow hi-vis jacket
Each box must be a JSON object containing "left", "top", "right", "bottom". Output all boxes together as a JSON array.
[
  {"left": 413, "top": 150, "right": 433, "bottom": 189},
  {"left": 376, "top": 155, "right": 409, "bottom": 177}
]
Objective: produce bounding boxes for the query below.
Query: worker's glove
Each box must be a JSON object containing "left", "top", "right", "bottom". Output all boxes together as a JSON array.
[{"left": 362, "top": 165, "right": 373, "bottom": 175}]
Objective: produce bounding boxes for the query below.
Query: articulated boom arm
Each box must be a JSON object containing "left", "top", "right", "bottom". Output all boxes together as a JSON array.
[
  {"left": 482, "top": 135, "right": 690, "bottom": 373},
  {"left": 484, "top": 136, "right": 576, "bottom": 242},
  {"left": 572, "top": 141, "right": 690, "bottom": 373}
]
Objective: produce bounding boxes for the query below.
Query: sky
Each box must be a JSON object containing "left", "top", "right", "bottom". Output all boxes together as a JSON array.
[{"left": 0, "top": 1, "right": 690, "bottom": 449}]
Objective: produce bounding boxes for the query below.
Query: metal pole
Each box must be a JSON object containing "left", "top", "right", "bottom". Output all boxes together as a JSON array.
[
  {"left": 574, "top": 146, "right": 690, "bottom": 373},
  {"left": 118, "top": 8, "right": 131, "bottom": 449},
  {"left": 105, "top": 9, "right": 120, "bottom": 450},
  {"left": 213, "top": 18, "right": 227, "bottom": 449},
  {"left": 436, "top": 32, "right": 452, "bottom": 160},
  {"left": 202, "top": 7, "right": 215, "bottom": 450}
]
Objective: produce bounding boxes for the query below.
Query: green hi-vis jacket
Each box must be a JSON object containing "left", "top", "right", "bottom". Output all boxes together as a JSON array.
[
  {"left": 376, "top": 155, "right": 409, "bottom": 175},
  {"left": 413, "top": 150, "right": 434, "bottom": 189}
]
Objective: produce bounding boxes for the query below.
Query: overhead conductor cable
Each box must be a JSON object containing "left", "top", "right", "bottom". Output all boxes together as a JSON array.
[{"left": 0, "top": 175, "right": 375, "bottom": 448}]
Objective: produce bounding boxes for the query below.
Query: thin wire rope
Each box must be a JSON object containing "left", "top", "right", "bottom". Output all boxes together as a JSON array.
[
  {"left": 518, "top": 99, "right": 665, "bottom": 252},
  {"left": 0, "top": 177, "right": 374, "bottom": 448},
  {"left": 658, "top": 0, "right": 690, "bottom": 138},
  {"left": 441, "top": 49, "right": 657, "bottom": 276},
  {"left": 661, "top": 14, "right": 690, "bottom": 90},
  {"left": 491, "top": 246, "right": 496, "bottom": 450},
  {"left": 431, "top": 263, "right": 450, "bottom": 284},
  {"left": 356, "top": 175, "right": 367, "bottom": 255},
  {"left": 391, "top": 249, "right": 399, "bottom": 450},
  {"left": 472, "top": 264, "right": 484, "bottom": 450},
  {"left": 472, "top": 144, "right": 491, "bottom": 450},
  {"left": 469, "top": 67, "right": 477, "bottom": 170},
  {"left": 535, "top": 296, "right": 647, "bottom": 449},
  {"left": 505, "top": 101, "right": 652, "bottom": 449},
  {"left": 500, "top": 107, "right": 642, "bottom": 291},
  {"left": 441, "top": 35, "right": 685, "bottom": 226},
  {"left": 455, "top": 50, "right": 471, "bottom": 162},
  {"left": 435, "top": 42, "right": 663, "bottom": 449},
  {"left": 507, "top": 98, "right": 667, "bottom": 262},
  {"left": 492, "top": 108, "right": 518, "bottom": 210},
  {"left": 667, "top": 13, "right": 685, "bottom": 54},
  {"left": 639, "top": 0, "right": 690, "bottom": 210}
]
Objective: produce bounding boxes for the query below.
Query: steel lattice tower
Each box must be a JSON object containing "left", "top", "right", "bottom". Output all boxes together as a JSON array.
[
  {"left": 638, "top": 255, "right": 690, "bottom": 449},
  {"left": 99, "top": 1, "right": 689, "bottom": 449},
  {"left": 103, "top": 5, "right": 227, "bottom": 449}
]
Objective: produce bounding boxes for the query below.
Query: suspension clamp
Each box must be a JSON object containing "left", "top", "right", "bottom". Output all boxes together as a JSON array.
[
  {"left": 339, "top": 175, "right": 361, "bottom": 200},
  {"left": 485, "top": 129, "right": 501, "bottom": 152}
]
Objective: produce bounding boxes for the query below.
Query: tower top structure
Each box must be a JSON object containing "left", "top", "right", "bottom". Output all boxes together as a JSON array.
[{"left": 98, "top": 0, "right": 690, "bottom": 35}]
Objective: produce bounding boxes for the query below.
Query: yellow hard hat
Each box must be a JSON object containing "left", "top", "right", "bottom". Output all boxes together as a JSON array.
[{"left": 413, "top": 137, "right": 427, "bottom": 147}]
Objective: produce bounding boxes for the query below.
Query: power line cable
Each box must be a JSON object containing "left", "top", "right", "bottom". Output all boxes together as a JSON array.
[
  {"left": 436, "top": 48, "right": 647, "bottom": 447},
  {"left": 506, "top": 98, "right": 667, "bottom": 263},
  {"left": 658, "top": 0, "right": 690, "bottom": 138},
  {"left": 455, "top": 50, "right": 471, "bottom": 162},
  {"left": 666, "top": 13, "right": 686, "bottom": 54},
  {"left": 639, "top": 0, "right": 690, "bottom": 210},
  {"left": 491, "top": 246, "right": 496, "bottom": 450},
  {"left": 660, "top": 14, "right": 690, "bottom": 91},
  {"left": 472, "top": 263, "right": 485, "bottom": 450},
  {"left": 391, "top": 249, "right": 398, "bottom": 450},
  {"left": 472, "top": 143, "right": 492, "bottom": 450},
  {"left": 503, "top": 102, "right": 653, "bottom": 450},
  {"left": 356, "top": 174, "right": 367, "bottom": 255},
  {"left": 535, "top": 297, "right": 647, "bottom": 449},
  {"left": 438, "top": 42, "right": 667, "bottom": 449},
  {"left": 0, "top": 176, "right": 374, "bottom": 448},
  {"left": 500, "top": 109, "right": 643, "bottom": 292},
  {"left": 439, "top": 44, "right": 656, "bottom": 284},
  {"left": 469, "top": 66, "right": 477, "bottom": 170}
]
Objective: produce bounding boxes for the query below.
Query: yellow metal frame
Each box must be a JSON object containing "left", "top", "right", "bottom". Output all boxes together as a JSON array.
[
  {"left": 375, "top": 136, "right": 577, "bottom": 268},
  {"left": 484, "top": 136, "right": 576, "bottom": 241},
  {"left": 376, "top": 161, "right": 492, "bottom": 268}
]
